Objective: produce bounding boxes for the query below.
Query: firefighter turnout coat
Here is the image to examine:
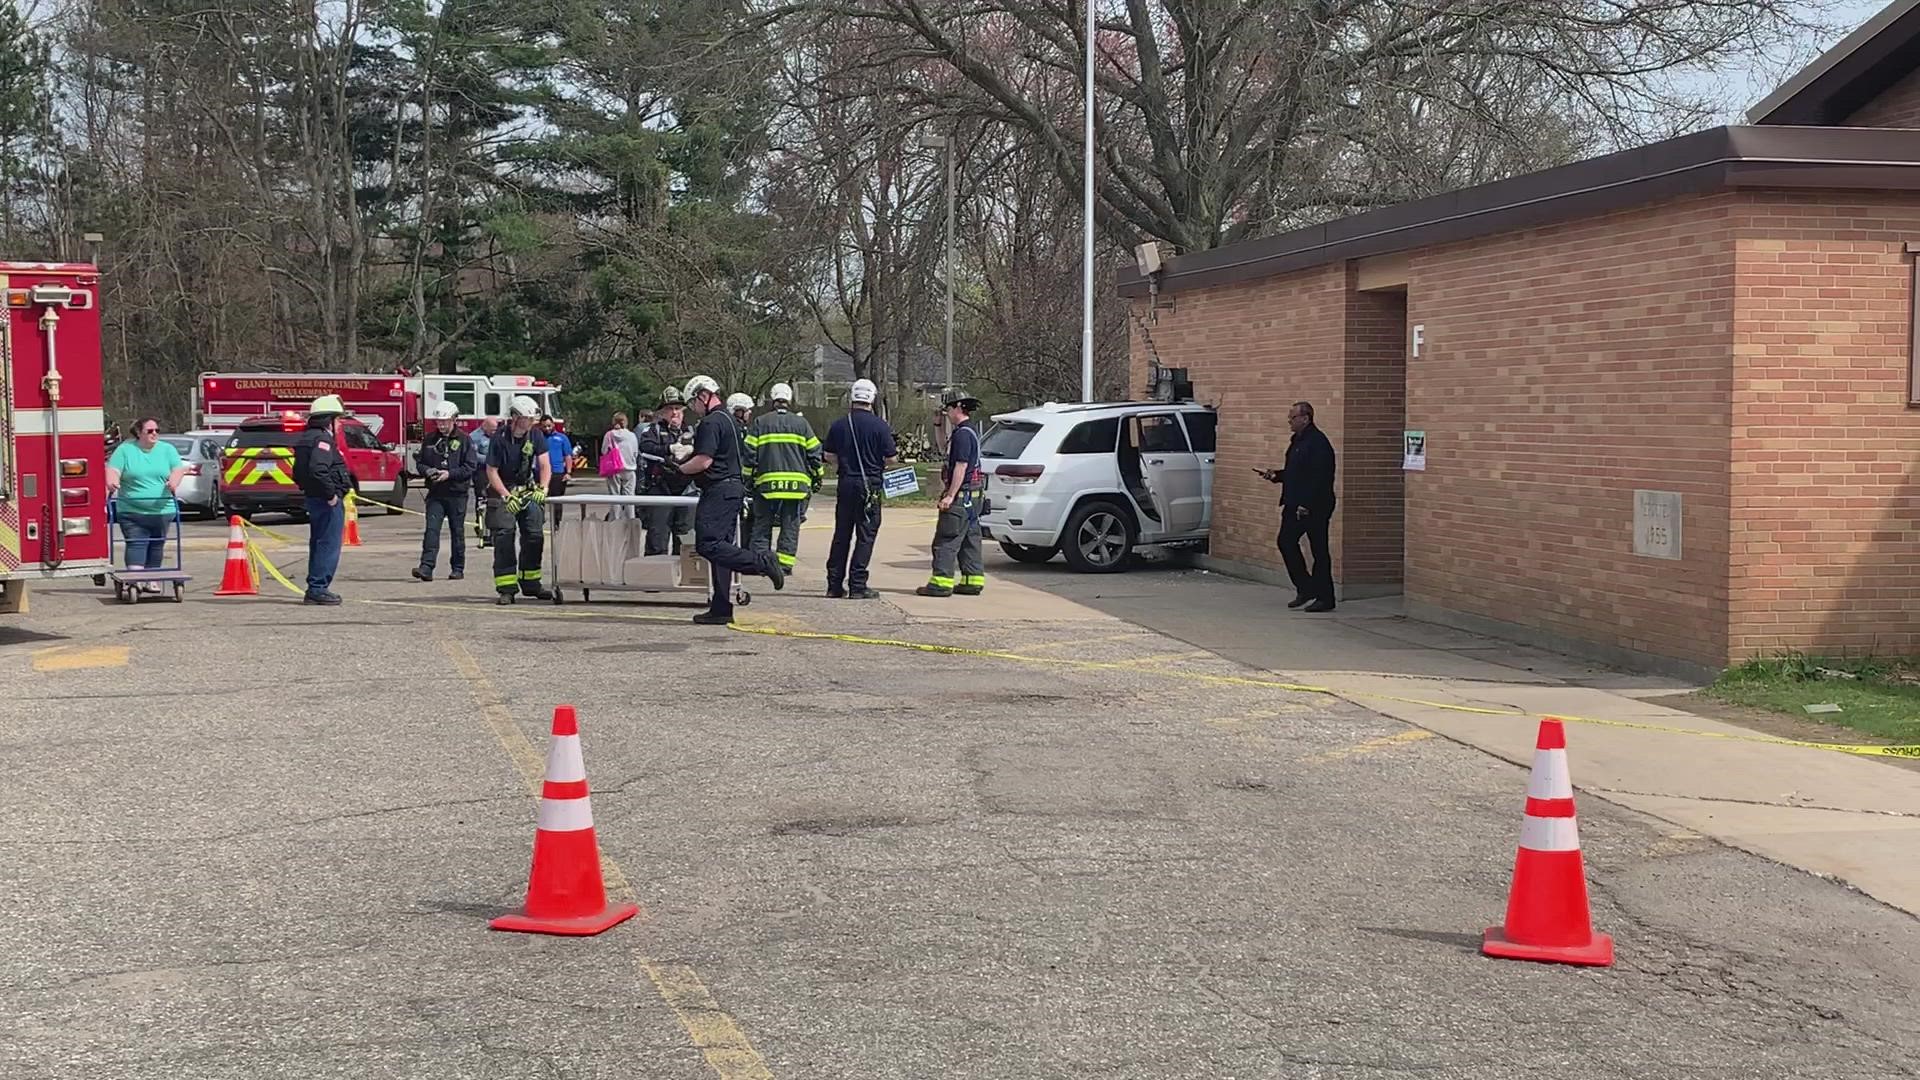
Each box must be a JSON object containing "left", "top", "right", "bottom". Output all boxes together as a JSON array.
[{"left": 743, "top": 407, "right": 824, "bottom": 502}]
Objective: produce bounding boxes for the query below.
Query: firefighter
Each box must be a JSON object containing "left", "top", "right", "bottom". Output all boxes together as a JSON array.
[
  {"left": 291, "top": 394, "right": 355, "bottom": 606},
  {"left": 637, "top": 387, "right": 696, "bottom": 555},
  {"left": 678, "top": 375, "right": 784, "bottom": 624},
  {"left": 484, "top": 395, "right": 553, "bottom": 604},
  {"left": 744, "top": 382, "right": 822, "bottom": 576},
  {"left": 823, "top": 378, "right": 897, "bottom": 599},
  {"left": 917, "top": 393, "right": 986, "bottom": 598},
  {"left": 411, "top": 401, "right": 478, "bottom": 582}
]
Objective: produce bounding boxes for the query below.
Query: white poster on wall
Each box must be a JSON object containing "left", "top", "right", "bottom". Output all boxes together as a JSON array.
[{"left": 1402, "top": 430, "right": 1427, "bottom": 471}]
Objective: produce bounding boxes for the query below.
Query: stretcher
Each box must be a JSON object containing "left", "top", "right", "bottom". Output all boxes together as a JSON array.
[{"left": 542, "top": 493, "right": 750, "bottom": 607}]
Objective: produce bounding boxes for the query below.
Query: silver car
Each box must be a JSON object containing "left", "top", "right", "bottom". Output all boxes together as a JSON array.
[{"left": 160, "top": 431, "right": 228, "bottom": 518}]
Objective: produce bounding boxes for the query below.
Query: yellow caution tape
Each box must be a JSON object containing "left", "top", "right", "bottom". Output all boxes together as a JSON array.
[
  {"left": 234, "top": 516, "right": 298, "bottom": 545},
  {"left": 347, "top": 491, "right": 427, "bottom": 518},
  {"left": 724, "top": 623, "right": 1920, "bottom": 759},
  {"left": 245, "top": 540, "right": 308, "bottom": 596}
]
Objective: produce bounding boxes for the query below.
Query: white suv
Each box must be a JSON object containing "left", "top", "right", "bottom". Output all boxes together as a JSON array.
[{"left": 977, "top": 401, "right": 1216, "bottom": 573}]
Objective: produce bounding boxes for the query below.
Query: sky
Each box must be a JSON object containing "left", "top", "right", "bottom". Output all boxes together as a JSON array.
[{"left": 1708, "top": 0, "right": 1896, "bottom": 121}]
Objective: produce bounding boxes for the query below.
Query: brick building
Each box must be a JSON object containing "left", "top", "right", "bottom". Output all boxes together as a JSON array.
[{"left": 1119, "top": 2, "right": 1920, "bottom": 674}]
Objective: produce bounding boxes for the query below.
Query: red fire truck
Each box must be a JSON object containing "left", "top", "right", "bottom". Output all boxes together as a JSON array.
[
  {"left": 193, "top": 371, "right": 563, "bottom": 447},
  {"left": 0, "top": 262, "right": 112, "bottom": 614}
]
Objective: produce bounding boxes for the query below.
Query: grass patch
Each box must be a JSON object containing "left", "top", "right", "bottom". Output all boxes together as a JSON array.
[{"left": 1705, "top": 653, "right": 1920, "bottom": 745}]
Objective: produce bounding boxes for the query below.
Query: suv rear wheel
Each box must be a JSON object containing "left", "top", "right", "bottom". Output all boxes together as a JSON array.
[
  {"left": 1061, "top": 500, "right": 1135, "bottom": 574},
  {"left": 998, "top": 540, "right": 1058, "bottom": 565}
]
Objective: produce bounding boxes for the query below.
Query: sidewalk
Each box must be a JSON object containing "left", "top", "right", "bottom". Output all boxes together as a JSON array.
[{"left": 983, "top": 560, "right": 1920, "bottom": 917}]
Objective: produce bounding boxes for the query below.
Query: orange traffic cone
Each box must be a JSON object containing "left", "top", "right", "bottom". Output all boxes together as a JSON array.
[
  {"left": 491, "top": 706, "right": 639, "bottom": 936},
  {"left": 1483, "top": 718, "right": 1614, "bottom": 966},
  {"left": 342, "top": 494, "right": 363, "bottom": 548},
  {"left": 212, "top": 516, "right": 258, "bottom": 596}
]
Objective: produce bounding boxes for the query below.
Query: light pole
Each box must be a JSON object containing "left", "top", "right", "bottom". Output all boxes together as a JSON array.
[
  {"left": 1081, "top": 0, "right": 1095, "bottom": 403},
  {"left": 916, "top": 130, "right": 955, "bottom": 395}
]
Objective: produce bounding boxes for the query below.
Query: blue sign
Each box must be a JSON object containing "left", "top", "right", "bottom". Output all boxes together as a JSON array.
[{"left": 881, "top": 467, "right": 920, "bottom": 499}]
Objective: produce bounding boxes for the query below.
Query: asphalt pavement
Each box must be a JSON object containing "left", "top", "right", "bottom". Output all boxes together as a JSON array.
[{"left": 2, "top": 510, "right": 1918, "bottom": 1079}]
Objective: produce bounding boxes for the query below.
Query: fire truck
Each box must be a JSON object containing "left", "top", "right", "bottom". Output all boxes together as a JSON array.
[
  {"left": 0, "top": 262, "right": 112, "bottom": 614},
  {"left": 193, "top": 371, "right": 563, "bottom": 445}
]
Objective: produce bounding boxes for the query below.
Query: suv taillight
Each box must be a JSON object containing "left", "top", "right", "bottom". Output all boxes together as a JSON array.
[{"left": 997, "top": 464, "right": 1044, "bottom": 484}]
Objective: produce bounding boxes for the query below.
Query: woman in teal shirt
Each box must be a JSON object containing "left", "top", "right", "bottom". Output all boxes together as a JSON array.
[{"left": 105, "top": 417, "right": 187, "bottom": 584}]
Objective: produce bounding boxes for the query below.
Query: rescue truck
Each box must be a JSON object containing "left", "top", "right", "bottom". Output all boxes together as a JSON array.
[
  {"left": 193, "top": 371, "right": 562, "bottom": 448},
  {"left": 218, "top": 411, "right": 406, "bottom": 520},
  {"left": 0, "top": 262, "right": 112, "bottom": 614}
]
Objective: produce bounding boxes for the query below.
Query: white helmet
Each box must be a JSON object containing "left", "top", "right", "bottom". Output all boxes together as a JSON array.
[
  {"left": 726, "top": 392, "right": 754, "bottom": 413},
  {"left": 850, "top": 378, "right": 877, "bottom": 404},
  {"left": 429, "top": 400, "right": 459, "bottom": 421},
  {"left": 683, "top": 375, "right": 720, "bottom": 402},
  {"left": 769, "top": 382, "right": 794, "bottom": 404},
  {"left": 509, "top": 394, "right": 541, "bottom": 419}
]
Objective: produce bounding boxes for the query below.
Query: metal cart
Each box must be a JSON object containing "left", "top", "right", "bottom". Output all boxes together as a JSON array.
[
  {"left": 542, "top": 493, "right": 750, "bottom": 607},
  {"left": 102, "top": 499, "right": 192, "bottom": 603}
]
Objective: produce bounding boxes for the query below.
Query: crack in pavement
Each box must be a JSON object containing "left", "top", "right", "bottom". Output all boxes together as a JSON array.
[{"left": 1590, "top": 785, "right": 1920, "bottom": 819}]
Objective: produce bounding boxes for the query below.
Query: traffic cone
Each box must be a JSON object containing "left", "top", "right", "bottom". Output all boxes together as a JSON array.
[
  {"left": 212, "top": 516, "right": 258, "bottom": 596},
  {"left": 491, "top": 706, "right": 639, "bottom": 936},
  {"left": 342, "top": 493, "right": 363, "bottom": 548},
  {"left": 1482, "top": 718, "right": 1614, "bottom": 967}
]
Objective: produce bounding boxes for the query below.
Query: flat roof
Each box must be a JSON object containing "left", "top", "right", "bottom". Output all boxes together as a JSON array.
[
  {"left": 1116, "top": 124, "right": 1920, "bottom": 297},
  {"left": 1748, "top": 0, "right": 1920, "bottom": 125}
]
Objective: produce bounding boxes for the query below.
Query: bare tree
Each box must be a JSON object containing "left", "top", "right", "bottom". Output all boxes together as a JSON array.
[{"left": 796, "top": 0, "right": 1831, "bottom": 250}]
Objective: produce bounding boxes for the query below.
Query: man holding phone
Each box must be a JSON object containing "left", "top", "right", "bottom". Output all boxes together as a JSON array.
[{"left": 1256, "top": 401, "right": 1337, "bottom": 612}]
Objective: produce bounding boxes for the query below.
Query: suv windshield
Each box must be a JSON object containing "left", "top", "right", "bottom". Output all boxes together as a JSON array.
[
  {"left": 981, "top": 421, "right": 1042, "bottom": 459},
  {"left": 160, "top": 437, "right": 197, "bottom": 457}
]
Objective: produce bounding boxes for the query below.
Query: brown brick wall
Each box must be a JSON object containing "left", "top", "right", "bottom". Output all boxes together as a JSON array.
[
  {"left": 1403, "top": 194, "right": 1737, "bottom": 666},
  {"left": 1128, "top": 266, "right": 1347, "bottom": 572},
  {"left": 1341, "top": 281, "right": 1407, "bottom": 586},
  {"left": 1127, "top": 186, "right": 1920, "bottom": 669},
  {"left": 1728, "top": 192, "right": 1920, "bottom": 658},
  {"left": 1845, "top": 67, "right": 1920, "bottom": 127}
]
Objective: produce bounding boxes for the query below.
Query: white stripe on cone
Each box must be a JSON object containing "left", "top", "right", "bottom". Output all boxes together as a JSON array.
[
  {"left": 545, "top": 734, "right": 585, "bottom": 783},
  {"left": 536, "top": 795, "right": 595, "bottom": 833},
  {"left": 1519, "top": 815, "right": 1581, "bottom": 852},
  {"left": 1525, "top": 748, "right": 1572, "bottom": 800}
]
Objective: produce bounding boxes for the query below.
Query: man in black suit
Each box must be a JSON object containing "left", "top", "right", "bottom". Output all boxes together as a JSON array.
[{"left": 1258, "top": 401, "right": 1337, "bottom": 612}]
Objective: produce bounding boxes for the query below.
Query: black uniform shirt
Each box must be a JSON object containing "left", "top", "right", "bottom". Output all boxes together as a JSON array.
[
  {"left": 691, "top": 408, "right": 744, "bottom": 488},
  {"left": 488, "top": 428, "right": 544, "bottom": 489}
]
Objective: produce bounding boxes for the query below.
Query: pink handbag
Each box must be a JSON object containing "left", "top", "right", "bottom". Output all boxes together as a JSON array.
[{"left": 598, "top": 444, "right": 623, "bottom": 476}]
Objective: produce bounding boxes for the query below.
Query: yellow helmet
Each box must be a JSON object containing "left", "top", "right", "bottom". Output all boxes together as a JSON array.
[{"left": 309, "top": 394, "right": 346, "bottom": 416}]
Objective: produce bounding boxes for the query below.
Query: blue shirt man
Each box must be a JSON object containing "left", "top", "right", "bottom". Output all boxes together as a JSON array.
[
  {"left": 540, "top": 418, "right": 574, "bottom": 474},
  {"left": 540, "top": 415, "right": 575, "bottom": 522}
]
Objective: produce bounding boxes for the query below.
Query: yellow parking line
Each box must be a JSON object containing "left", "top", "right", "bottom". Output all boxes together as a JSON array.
[
  {"left": 437, "top": 633, "right": 775, "bottom": 1079},
  {"left": 31, "top": 646, "right": 130, "bottom": 671},
  {"left": 1304, "top": 729, "right": 1434, "bottom": 764}
]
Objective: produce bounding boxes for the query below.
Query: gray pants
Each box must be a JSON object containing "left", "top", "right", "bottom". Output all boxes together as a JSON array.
[
  {"left": 749, "top": 494, "right": 806, "bottom": 570},
  {"left": 928, "top": 491, "right": 983, "bottom": 592},
  {"left": 605, "top": 470, "right": 638, "bottom": 517}
]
